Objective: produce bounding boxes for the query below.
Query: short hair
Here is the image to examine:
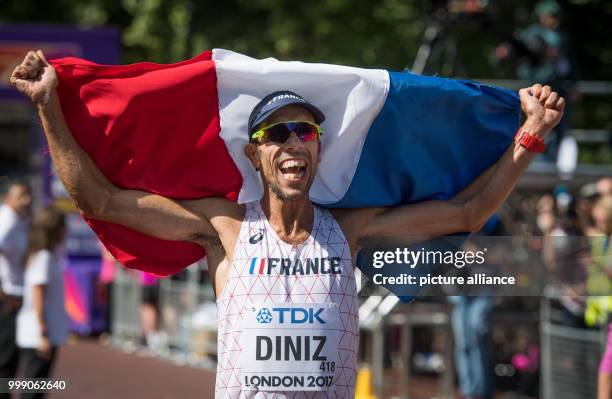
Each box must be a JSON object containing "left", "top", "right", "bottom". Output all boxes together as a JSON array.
[
  {"left": 26, "top": 206, "right": 66, "bottom": 262},
  {"left": 0, "top": 176, "right": 30, "bottom": 198}
]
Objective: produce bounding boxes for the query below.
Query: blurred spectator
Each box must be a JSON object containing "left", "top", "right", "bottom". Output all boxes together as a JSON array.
[
  {"left": 16, "top": 206, "right": 68, "bottom": 398},
  {"left": 585, "top": 195, "right": 612, "bottom": 318},
  {"left": 493, "top": 0, "right": 575, "bottom": 160},
  {"left": 538, "top": 189, "right": 588, "bottom": 326},
  {"left": 515, "top": 1, "right": 573, "bottom": 88},
  {"left": 0, "top": 181, "right": 31, "bottom": 396},
  {"left": 581, "top": 195, "right": 612, "bottom": 399},
  {"left": 510, "top": 328, "right": 540, "bottom": 398},
  {"left": 97, "top": 247, "right": 116, "bottom": 336},
  {"left": 450, "top": 232, "right": 500, "bottom": 399},
  {"left": 451, "top": 294, "right": 494, "bottom": 399},
  {"left": 140, "top": 271, "right": 166, "bottom": 350},
  {"left": 597, "top": 178, "right": 612, "bottom": 197}
]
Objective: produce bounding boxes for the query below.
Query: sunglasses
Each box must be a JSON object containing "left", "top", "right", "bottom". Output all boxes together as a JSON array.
[{"left": 250, "top": 121, "right": 323, "bottom": 144}]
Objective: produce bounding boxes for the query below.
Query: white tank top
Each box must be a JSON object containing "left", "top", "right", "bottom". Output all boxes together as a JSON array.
[{"left": 216, "top": 201, "right": 358, "bottom": 399}]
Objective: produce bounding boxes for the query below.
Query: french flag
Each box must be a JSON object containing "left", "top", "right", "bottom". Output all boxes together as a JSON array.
[{"left": 50, "top": 49, "right": 519, "bottom": 276}]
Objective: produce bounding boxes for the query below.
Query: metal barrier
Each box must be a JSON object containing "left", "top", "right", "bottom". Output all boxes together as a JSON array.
[
  {"left": 112, "top": 263, "right": 610, "bottom": 397},
  {"left": 158, "top": 262, "right": 217, "bottom": 366},
  {"left": 359, "top": 293, "right": 454, "bottom": 399},
  {"left": 111, "top": 265, "right": 142, "bottom": 346},
  {"left": 540, "top": 293, "right": 607, "bottom": 399},
  {"left": 111, "top": 260, "right": 217, "bottom": 367}
]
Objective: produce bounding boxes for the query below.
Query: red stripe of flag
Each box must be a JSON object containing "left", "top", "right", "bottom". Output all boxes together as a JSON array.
[{"left": 50, "top": 51, "right": 243, "bottom": 276}]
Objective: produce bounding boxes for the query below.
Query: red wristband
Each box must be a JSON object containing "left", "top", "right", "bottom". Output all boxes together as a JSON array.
[{"left": 514, "top": 127, "right": 546, "bottom": 153}]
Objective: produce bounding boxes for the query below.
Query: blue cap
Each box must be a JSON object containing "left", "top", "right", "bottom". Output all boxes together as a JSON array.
[{"left": 248, "top": 90, "right": 325, "bottom": 135}]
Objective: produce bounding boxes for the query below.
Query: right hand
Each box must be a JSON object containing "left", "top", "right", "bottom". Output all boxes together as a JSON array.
[{"left": 10, "top": 50, "right": 58, "bottom": 106}]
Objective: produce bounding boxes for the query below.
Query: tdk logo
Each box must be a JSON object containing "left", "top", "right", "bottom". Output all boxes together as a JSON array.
[
  {"left": 248, "top": 257, "right": 342, "bottom": 276},
  {"left": 256, "top": 308, "right": 273, "bottom": 323},
  {"left": 255, "top": 307, "right": 326, "bottom": 324}
]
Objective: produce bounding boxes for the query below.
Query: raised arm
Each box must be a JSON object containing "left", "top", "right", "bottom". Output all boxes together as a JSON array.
[
  {"left": 10, "top": 51, "right": 219, "bottom": 244},
  {"left": 356, "top": 83, "right": 565, "bottom": 240}
]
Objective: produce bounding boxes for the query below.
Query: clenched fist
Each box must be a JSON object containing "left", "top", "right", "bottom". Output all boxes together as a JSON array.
[
  {"left": 519, "top": 83, "right": 565, "bottom": 137},
  {"left": 10, "top": 50, "right": 58, "bottom": 106}
]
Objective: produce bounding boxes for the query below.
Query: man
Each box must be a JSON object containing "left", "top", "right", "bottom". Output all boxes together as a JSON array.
[
  {"left": 11, "top": 50, "right": 564, "bottom": 398},
  {"left": 450, "top": 236, "right": 499, "bottom": 399},
  {"left": 494, "top": 0, "right": 574, "bottom": 161},
  {"left": 583, "top": 195, "right": 612, "bottom": 399},
  {"left": 0, "top": 181, "right": 31, "bottom": 396}
]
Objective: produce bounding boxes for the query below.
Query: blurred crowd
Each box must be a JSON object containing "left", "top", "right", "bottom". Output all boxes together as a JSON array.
[
  {"left": 449, "top": 176, "right": 612, "bottom": 399},
  {"left": 0, "top": 181, "right": 68, "bottom": 399},
  {"left": 1, "top": 179, "right": 610, "bottom": 399},
  {"left": 533, "top": 178, "right": 612, "bottom": 399}
]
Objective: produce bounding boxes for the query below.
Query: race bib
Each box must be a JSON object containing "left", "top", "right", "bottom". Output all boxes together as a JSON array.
[{"left": 240, "top": 303, "right": 340, "bottom": 391}]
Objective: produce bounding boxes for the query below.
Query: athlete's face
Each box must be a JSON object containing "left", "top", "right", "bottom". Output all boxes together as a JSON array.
[{"left": 245, "top": 105, "right": 321, "bottom": 201}]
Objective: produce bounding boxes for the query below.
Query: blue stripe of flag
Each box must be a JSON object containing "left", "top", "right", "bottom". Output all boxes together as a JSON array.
[{"left": 329, "top": 71, "right": 519, "bottom": 208}]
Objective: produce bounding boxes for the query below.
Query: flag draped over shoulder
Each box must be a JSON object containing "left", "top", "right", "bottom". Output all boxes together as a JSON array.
[
  {"left": 50, "top": 49, "right": 519, "bottom": 276},
  {"left": 52, "top": 51, "right": 241, "bottom": 273}
]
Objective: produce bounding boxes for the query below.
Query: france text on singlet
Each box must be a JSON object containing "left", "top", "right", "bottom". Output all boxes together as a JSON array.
[{"left": 216, "top": 201, "right": 359, "bottom": 399}]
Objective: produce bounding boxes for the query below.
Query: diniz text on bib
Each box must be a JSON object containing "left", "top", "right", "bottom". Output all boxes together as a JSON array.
[{"left": 240, "top": 303, "right": 340, "bottom": 391}]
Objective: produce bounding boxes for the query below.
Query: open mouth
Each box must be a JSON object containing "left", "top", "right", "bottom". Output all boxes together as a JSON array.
[{"left": 278, "top": 159, "right": 307, "bottom": 181}]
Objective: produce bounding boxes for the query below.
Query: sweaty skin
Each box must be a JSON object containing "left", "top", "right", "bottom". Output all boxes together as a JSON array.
[{"left": 11, "top": 50, "right": 565, "bottom": 298}]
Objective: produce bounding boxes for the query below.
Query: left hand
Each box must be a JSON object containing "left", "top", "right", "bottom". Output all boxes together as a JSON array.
[{"left": 519, "top": 83, "right": 565, "bottom": 138}]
